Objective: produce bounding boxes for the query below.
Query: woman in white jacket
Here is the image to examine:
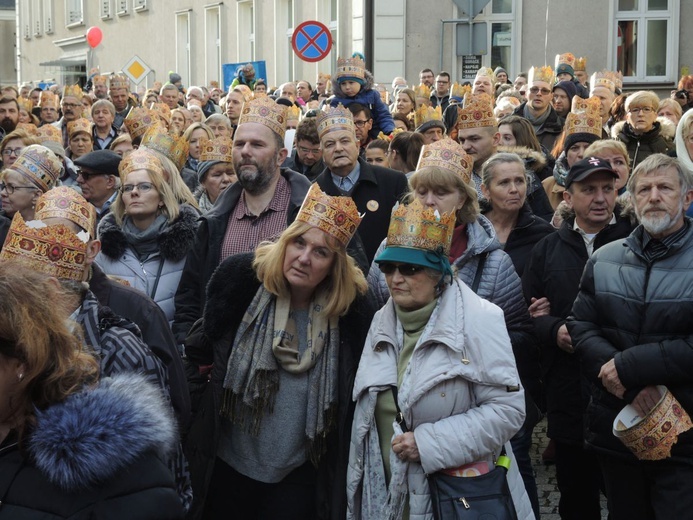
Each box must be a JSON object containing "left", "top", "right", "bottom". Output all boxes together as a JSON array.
[{"left": 346, "top": 196, "right": 534, "bottom": 520}]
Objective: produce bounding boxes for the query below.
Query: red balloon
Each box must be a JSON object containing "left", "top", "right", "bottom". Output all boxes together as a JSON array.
[{"left": 86, "top": 27, "right": 103, "bottom": 48}]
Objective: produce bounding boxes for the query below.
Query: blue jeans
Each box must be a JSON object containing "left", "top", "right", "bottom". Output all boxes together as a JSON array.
[{"left": 511, "top": 424, "right": 540, "bottom": 519}]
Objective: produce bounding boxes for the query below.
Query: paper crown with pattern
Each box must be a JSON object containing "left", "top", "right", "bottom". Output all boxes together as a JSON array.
[
  {"left": 233, "top": 85, "right": 254, "bottom": 104},
  {"left": 139, "top": 124, "right": 189, "bottom": 171},
  {"left": 118, "top": 147, "right": 163, "bottom": 178},
  {"left": 416, "top": 138, "right": 473, "bottom": 184},
  {"left": 565, "top": 96, "right": 602, "bottom": 138},
  {"left": 295, "top": 183, "right": 362, "bottom": 247},
  {"left": 414, "top": 104, "right": 443, "bottom": 129},
  {"left": 35, "top": 186, "right": 96, "bottom": 238},
  {"left": 35, "top": 124, "right": 63, "bottom": 144},
  {"left": 528, "top": 66, "right": 556, "bottom": 86},
  {"left": 574, "top": 57, "right": 587, "bottom": 72},
  {"left": 149, "top": 102, "right": 171, "bottom": 126},
  {"left": 475, "top": 67, "right": 497, "bottom": 85},
  {"left": 336, "top": 56, "right": 365, "bottom": 81},
  {"left": 555, "top": 53, "right": 576, "bottom": 69},
  {"left": 451, "top": 83, "right": 472, "bottom": 100},
  {"left": 62, "top": 84, "right": 82, "bottom": 100},
  {"left": 124, "top": 107, "right": 158, "bottom": 139},
  {"left": 67, "top": 118, "right": 92, "bottom": 138},
  {"left": 16, "top": 122, "right": 37, "bottom": 134},
  {"left": 109, "top": 74, "right": 130, "bottom": 91},
  {"left": 414, "top": 83, "right": 431, "bottom": 100},
  {"left": 200, "top": 136, "right": 233, "bottom": 163},
  {"left": 614, "top": 387, "right": 693, "bottom": 461},
  {"left": 316, "top": 104, "right": 354, "bottom": 139},
  {"left": 590, "top": 70, "right": 623, "bottom": 94},
  {"left": 9, "top": 145, "right": 61, "bottom": 192},
  {"left": 238, "top": 96, "right": 288, "bottom": 139},
  {"left": 17, "top": 97, "right": 33, "bottom": 112},
  {"left": 92, "top": 75, "right": 108, "bottom": 87},
  {"left": 286, "top": 105, "right": 302, "bottom": 125},
  {"left": 0, "top": 213, "right": 89, "bottom": 281},
  {"left": 39, "top": 91, "right": 58, "bottom": 109},
  {"left": 456, "top": 93, "right": 496, "bottom": 130},
  {"left": 385, "top": 198, "right": 456, "bottom": 256}
]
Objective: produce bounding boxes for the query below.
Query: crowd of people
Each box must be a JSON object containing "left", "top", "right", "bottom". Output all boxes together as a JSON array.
[{"left": 0, "top": 49, "right": 692, "bottom": 520}]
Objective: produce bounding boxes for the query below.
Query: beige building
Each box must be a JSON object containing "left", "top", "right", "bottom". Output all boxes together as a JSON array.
[
  {"left": 15, "top": 0, "right": 692, "bottom": 96},
  {"left": 0, "top": 0, "right": 16, "bottom": 86}
]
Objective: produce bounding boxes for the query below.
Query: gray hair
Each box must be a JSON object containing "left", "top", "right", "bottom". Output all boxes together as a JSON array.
[
  {"left": 628, "top": 154, "right": 693, "bottom": 195},
  {"left": 160, "top": 83, "right": 178, "bottom": 95},
  {"left": 480, "top": 152, "right": 527, "bottom": 189},
  {"left": 205, "top": 113, "right": 232, "bottom": 129},
  {"left": 92, "top": 99, "right": 115, "bottom": 117}
]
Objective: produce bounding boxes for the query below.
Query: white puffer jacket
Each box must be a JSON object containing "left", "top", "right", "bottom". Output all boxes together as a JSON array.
[{"left": 346, "top": 278, "right": 534, "bottom": 520}]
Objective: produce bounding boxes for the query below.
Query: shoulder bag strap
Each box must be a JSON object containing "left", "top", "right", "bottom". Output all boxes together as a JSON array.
[
  {"left": 390, "top": 385, "right": 409, "bottom": 433},
  {"left": 149, "top": 258, "right": 165, "bottom": 300},
  {"left": 471, "top": 252, "right": 489, "bottom": 294}
]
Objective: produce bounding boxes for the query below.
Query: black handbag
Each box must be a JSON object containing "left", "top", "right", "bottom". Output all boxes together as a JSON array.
[{"left": 391, "top": 386, "right": 518, "bottom": 520}]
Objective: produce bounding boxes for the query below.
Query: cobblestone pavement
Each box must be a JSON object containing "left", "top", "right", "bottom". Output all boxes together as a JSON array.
[{"left": 531, "top": 418, "right": 608, "bottom": 519}]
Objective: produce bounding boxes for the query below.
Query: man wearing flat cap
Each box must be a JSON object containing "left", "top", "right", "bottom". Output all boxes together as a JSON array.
[{"left": 74, "top": 149, "right": 121, "bottom": 222}]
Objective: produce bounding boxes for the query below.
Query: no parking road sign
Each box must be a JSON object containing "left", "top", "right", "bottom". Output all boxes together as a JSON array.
[{"left": 292, "top": 21, "right": 333, "bottom": 63}]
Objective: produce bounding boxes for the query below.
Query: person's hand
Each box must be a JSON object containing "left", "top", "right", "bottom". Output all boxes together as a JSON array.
[
  {"left": 392, "top": 432, "right": 420, "bottom": 463},
  {"left": 598, "top": 359, "right": 626, "bottom": 398},
  {"left": 556, "top": 324, "right": 573, "bottom": 353},
  {"left": 631, "top": 385, "right": 662, "bottom": 417},
  {"left": 528, "top": 297, "right": 551, "bottom": 318}
]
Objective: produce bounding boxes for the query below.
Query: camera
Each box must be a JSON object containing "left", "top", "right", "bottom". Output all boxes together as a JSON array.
[{"left": 675, "top": 89, "right": 689, "bottom": 101}]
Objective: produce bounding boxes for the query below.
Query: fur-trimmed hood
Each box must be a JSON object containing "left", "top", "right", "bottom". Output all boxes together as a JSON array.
[
  {"left": 611, "top": 117, "right": 676, "bottom": 143},
  {"left": 97, "top": 204, "right": 199, "bottom": 262},
  {"left": 28, "top": 373, "right": 176, "bottom": 492},
  {"left": 497, "top": 144, "right": 548, "bottom": 173},
  {"left": 331, "top": 68, "right": 375, "bottom": 98}
]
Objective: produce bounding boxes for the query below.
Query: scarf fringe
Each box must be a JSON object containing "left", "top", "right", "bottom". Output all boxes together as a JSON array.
[
  {"left": 307, "top": 403, "right": 338, "bottom": 467},
  {"left": 220, "top": 370, "right": 280, "bottom": 436}
]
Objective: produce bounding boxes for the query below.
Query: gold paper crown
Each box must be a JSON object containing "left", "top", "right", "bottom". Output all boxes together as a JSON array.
[
  {"left": 35, "top": 187, "right": 96, "bottom": 238},
  {"left": 336, "top": 56, "right": 365, "bottom": 81},
  {"left": 10, "top": 145, "right": 61, "bottom": 192},
  {"left": 149, "top": 102, "right": 171, "bottom": 126},
  {"left": 17, "top": 97, "right": 33, "bottom": 112},
  {"left": 555, "top": 53, "right": 576, "bottom": 69},
  {"left": 590, "top": 70, "right": 623, "bottom": 94},
  {"left": 528, "top": 66, "right": 556, "bottom": 86},
  {"left": 39, "top": 91, "right": 58, "bottom": 109},
  {"left": 200, "top": 137, "right": 233, "bottom": 163},
  {"left": 124, "top": 107, "right": 158, "bottom": 139},
  {"left": 386, "top": 198, "right": 456, "bottom": 256},
  {"left": 377, "top": 128, "right": 404, "bottom": 142},
  {"left": 92, "top": 75, "right": 108, "bottom": 86},
  {"left": 457, "top": 93, "right": 496, "bottom": 130},
  {"left": 67, "top": 118, "right": 92, "bottom": 138},
  {"left": 565, "top": 96, "right": 602, "bottom": 138},
  {"left": 414, "top": 105, "right": 443, "bottom": 129},
  {"left": 317, "top": 72, "right": 331, "bottom": 82},
  {"left": 16, "top": 123, "right": 37, "bottom": 134},
  {"left": 109, "top": 74, "right": 130, "bottom": 91},
  {"left": 35, "top": 124, "right": 63, "bottom": 144},
  {"left": 62, "top": 84, "right": 83, "bottom": 100},
  {"left": 233, "top": 85, "right": 254, "bottom": 104},
  {"left": 286, "top": 105, "right": 302, "bottom": 124},
  {"left": 451, "top": 83, "right": 472, "bottom": 99},
  {"left": 414, "top": 83, "right": 431, "bottom": 99},
  {"left": 140, "top": 123, "right": 189, "bottom": 171},
  {"left": 238, "top": 96, "right": 288, "bottom": 139},
  {"left": 574, "top": 57, "right": 587, "bottom": 72},
  {"left": 0, "top": 213, "right": 88, "bottom": 281},
  {"left": 316, "top": 104, "right": 354, "bottom": 140},
  {"left": 118, "top": 147, "right": 163, "bottom": 178},
  {"left": 296, "top": 183, "right": 362, "bottom": 247},
  {"left": 475, "top": 67, "right": 497, "bottom": 85},
  {"left": 375, "top": 84, "right": 389, "bottom": 105},
  {"left": 416, "top": 138, "right": 473, "bottom": 184}
]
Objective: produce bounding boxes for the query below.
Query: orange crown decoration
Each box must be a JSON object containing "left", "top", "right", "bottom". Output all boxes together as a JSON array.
[
  {"left": 416, "top": 138, "right": 473, "bottom": 184},
  {"left": 574, "top": 57, "right": 587, "bottom": 72},
  {"left": 149, "top": 102, "right": 171, "bottom": 127},
  {"left": 528, "top": 65, "right": 556, "bottom": 86},
  {"left": 118, "top": 147, "right": 163, "bottom": 178},
  {"left": 17, "top": 97, "right": 33, "bottom": 112},
  {"left": 296, "top": 183, "right": 363, "bottom": 247},
  {"left": 92, "top": 75, "right": 108, "bottom": 86},
  {"left": 62, "top": 84, "right": 83, "bottom": 100},
  {"left": 414, "top": 83, "right": 431, "bottom": 100},
  {"left": 109, "top": 74, "right": 130, "bottom": 91},
  {"left": 386, "top": 198, "right": 456, "bottom": 256},
  {"left": 10, "top": 145, "right": 61, "bottom": 192},
  {"left": 67, "top": 118, "right": 92, "bottom": 138},
  {"left": 316, "top": 104, "right": 354, "bottom": 140},
  {"left": 35, "top": 124, "right": 63, "bottom": 145},
  {"left": 35, "top": 187, "right": 96, "bottom": 239},
  {"left": 336, "top": 55, "right": 365, "bottom": 81},
  {"left": 377, "top": 128, "right": 403, "bottom": 142},
  {"left": 565, "top": 96, "right": 602, "bottom": 138},
  {"left": 200, "top": 137, "right": 233, "bottom": 163},
  {"left": 286, "top": 105, "right": 302, "bottom": 125},
  {"left": 39, "top": 91, "right": 59, "bottom": 109},
  {"left": 414, "top": 105, "right": 443, "bottom": 129},
  {"left": 16, "top": 123, "right": 37, "bottom": 134},
  {"left": 451, "top": 83, "right": 472, "bottom": 99},
  {"left": 140, "top": 124, "right": 189, "bottom": 171},
  {"left": 457, "top": 93, "right": 496, "bottom": 130},
  {"left": 475, "top": 67, "right": 497, "bottom": 85},
  {"left": 238, "top": 96, "right": 288, "bottom": 139},
  {"left": 124, "top": 107, "right": 158, "bottom": 139},
  {"left": 0, "top": 213, "right": 89, "bottom": 281},
  {"left": 555, "top": 53, "right": 576, "bottom": 69}
]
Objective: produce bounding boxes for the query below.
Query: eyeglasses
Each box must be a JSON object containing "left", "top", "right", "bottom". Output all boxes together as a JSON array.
[
  {"left": 2, "top": 147, "right": 23, "bottom": 157},
  {"left": 353, "top": 119, "right": 371, "bottom": 128},
  {"left": 298, "top": 146, "right": 321, "bottom": 156},
  {"left": 121, "top": 182, "right": 155, "bottom": 193},
  {"left": 379, "top": 263, "right": 426, "bottom": 277},
  {"left": 529, "top": 87, "right": 552, "bottom": 95},
  {"left": 628, "top": 107, "right": 654, "bottom": 114},
  {"left": 76, "top": 169, "right": 107, "bottom": 181},
  {"left": 0, "top": 182, "right": 36, "bottom": 194}
]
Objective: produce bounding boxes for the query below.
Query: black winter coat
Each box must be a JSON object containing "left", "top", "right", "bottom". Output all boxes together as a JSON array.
[
  {"left": 183, "top": 253, "right": 375, "bottom": 520},
  {"left": 512, "top": 102, "right": 564, "bottom": 152},
  {"left": 522, "top": 211, "right": 634, "bottom": 443},
  {"left": 283, "top": 149, "right": 325, "bottom": 181},
  {"left": 616, "top": 121, "right": 675, "bottom": 171}
]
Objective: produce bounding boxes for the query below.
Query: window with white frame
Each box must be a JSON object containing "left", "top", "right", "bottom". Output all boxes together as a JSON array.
[
  {"left": 20, "top": 1, "right": 31, "bottom": 39},
  {"left": 100, "top": 0, "right": 112, "bottom": 19},
  {"left": 117, "top": 0, "right": 129, "bottom": 16},
  {"left": 237, "top": 1, "right": 255, "bottom": 64},
  {"left": 176, "top": 10, "right": 192, "bottom": 86},
  {"left": 44, "top": 0, "right": 54, "bottom": 33},
  {"left": 205, "top": 4, "right": 223, "bottom": 86},
  {"left": 66, "top": 0, "right": 84, "bottom": 26},
  {"left": 611, "top": 0, "right": 679, "bottom": 82}
]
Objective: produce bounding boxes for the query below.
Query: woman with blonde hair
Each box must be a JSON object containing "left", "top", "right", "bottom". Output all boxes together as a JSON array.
[{"left": 181, "top": 122, "right": 215, "bottom": 192}]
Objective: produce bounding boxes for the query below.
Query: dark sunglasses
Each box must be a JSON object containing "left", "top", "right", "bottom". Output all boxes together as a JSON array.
[{"left": 379, "top": 263, "right": 426, "bottom": 277}]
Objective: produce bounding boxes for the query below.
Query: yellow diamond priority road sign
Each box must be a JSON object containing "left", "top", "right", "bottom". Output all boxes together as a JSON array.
[{"left": 122, "top": 55, "right": 151, "bottom": 85}]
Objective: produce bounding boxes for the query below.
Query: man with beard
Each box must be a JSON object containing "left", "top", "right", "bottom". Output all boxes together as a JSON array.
[
  {"left": 53, "top": 84, "right": 83, "bottom": 148},
  {"left": 173, "top": 96, "right": 310, "bottom": 344},
  {"left": 569, "top": 154, "right": 693, "bottom": 520},
  {"left": 0, "top": 97, "right": 19, "bottom": 140},
  {"left": 92, "top": 75, "right": 109, "bottom": 100}
]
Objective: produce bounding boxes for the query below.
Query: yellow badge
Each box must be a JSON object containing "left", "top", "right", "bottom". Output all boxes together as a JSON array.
[{"left": 367, "top": 200, "right": 379, "bottom": 212}]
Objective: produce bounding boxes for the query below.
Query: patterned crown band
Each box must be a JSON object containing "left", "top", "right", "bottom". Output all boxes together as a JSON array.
[
  {"left": 528, "top": 65, "right": 556, "bottom": 86},
  {"left": 140, "top": 124, "right": 189, "bottom": 171},
  {"left": 67, "top": 118, "right": 92, "bottom": 138},
  {"left": 590, "top": 70, "right": 623, "bottom": 94},
  {"left": 565, "top": 96, "right": 603, "bottom": 138},
  {"left": 296, "top": 183, "right": 362, "bottom": 247},
  {"left": 0, "top": 213, "right": 89, "bottom": 281},
  {"left": 386, "top": 198, "right": 456, "bottom": 256},
  {"left": 555, "top": 53, "right": 576, "bottom": 69},
  {"left": 35, "top": 187, "right": 96, "bottom": 239},
  {"left": 200, "top": 137, "right": 233, "bottom": 163},
  {"left": 62, "top": 84, "right": 83, "bottom": 100},
  {"left": 39, "top": 91, "right": 59, "bottom": 109},
  {"left": 336, "top": 56, "right": 365, "bottom": 81},
  {"left": 574, "top": 57, "right": 587, "bottom": 72},
  {"left": 414, "top": 105, "right": 443, "bottom": 129},
  {"left": 457, "top": 93, "right": 496, "bottom": 130},
  {"left": 35, "top": 124, "right": 63, "bottom": 144},
  {"left": 10, "top": 144, "right": 61, "bottom": 193},
  {"left": 149, "top": 102, "right": 172, "bottom": 126},
  {"left": 238, "top": 96, "right": 288, "bottom": 139},
  {"left": 416, "top": 138, "right": 473, "bottom": 184},
  {"left": 124, "top": 107, "right": 158, "bottom": 139},
  {"left": 109, "top": 75, "right": 130, "bottom": 91},
  {"left": 316, "top": 104, "right": 354, "bottom": 140},
  {"left": 118, "top": 148, "right": 163, "bottom": 178}
]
